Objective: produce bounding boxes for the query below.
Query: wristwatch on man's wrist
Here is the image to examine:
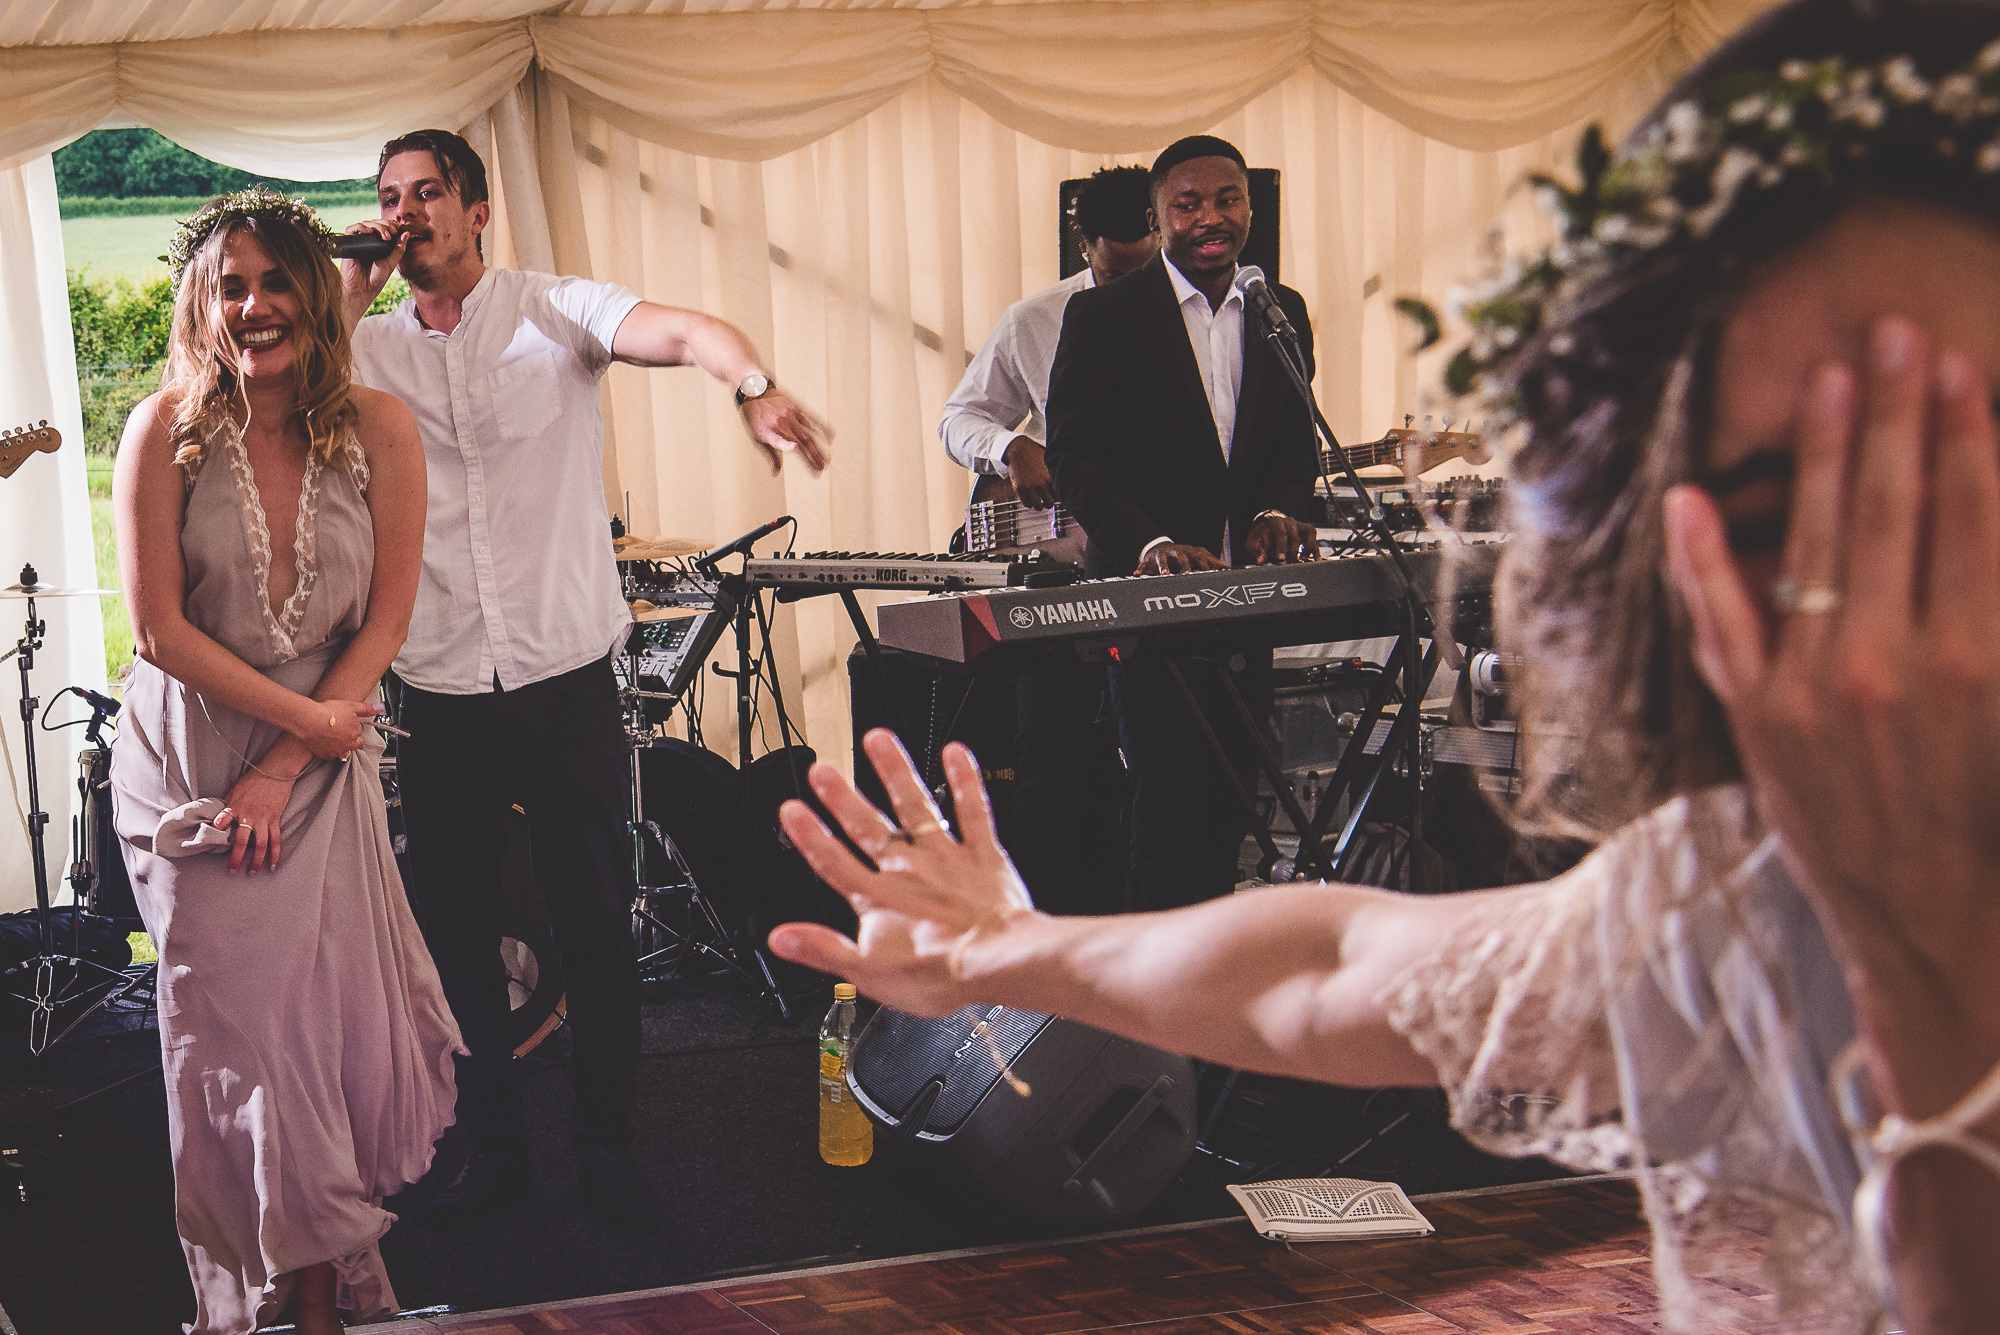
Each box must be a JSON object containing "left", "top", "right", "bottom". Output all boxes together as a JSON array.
[{"left": 734, "top": 372, "right": 773, "bottom": 407}]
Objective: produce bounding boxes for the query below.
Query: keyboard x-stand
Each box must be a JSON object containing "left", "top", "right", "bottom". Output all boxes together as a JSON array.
[
  {"left": 740, "top": 551, "right": 1073, "bottom": 773},
  {"left": 1237, "top": 273, "right": 1468, "bottom": 890}
]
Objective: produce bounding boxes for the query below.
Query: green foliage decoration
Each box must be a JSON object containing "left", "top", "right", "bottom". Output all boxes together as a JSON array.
[{"left": 1403, "top": 42, "right": 2000, "bottom": 413}]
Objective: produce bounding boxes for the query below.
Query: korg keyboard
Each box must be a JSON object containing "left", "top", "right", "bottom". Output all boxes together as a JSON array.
[{"left": 743, "top": 551, "right": 1071, "bottom": 594}]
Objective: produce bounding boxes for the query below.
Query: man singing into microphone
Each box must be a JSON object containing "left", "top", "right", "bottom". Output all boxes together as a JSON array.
[
  {"left": 1045, "top": 134, "right": 1319, "bottom": 913},
  {"left": 338, "top": 129, "right": 830, "bottom": 1233}
]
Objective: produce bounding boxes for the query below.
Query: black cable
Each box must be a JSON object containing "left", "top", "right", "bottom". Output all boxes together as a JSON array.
[
  {"left": 38, "top": 685, "right": 119, "bottom": 734},
  {"left": 751, "top": 589, "right": 807, "bottom": 761}
]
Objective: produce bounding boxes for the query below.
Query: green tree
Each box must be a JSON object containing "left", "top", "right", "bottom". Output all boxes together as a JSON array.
[{"left": 55, "top": 128, "right": 370, "bottom": 199}]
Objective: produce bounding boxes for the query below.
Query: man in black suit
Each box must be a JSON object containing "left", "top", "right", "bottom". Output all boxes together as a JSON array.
[{"left": 1045, "top": 134, "right": 1320, "bottom": 912}]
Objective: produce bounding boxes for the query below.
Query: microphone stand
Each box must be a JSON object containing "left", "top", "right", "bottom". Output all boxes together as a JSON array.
[
  {"left": 3, "top": 564, "right": 129, "bottom": 1053},
  {"left": 1250, "top": 301, "right": 1462, "bottom": 674},
  {"left": 1248, "top": 297, "right": 1464, "bottom": 892}
]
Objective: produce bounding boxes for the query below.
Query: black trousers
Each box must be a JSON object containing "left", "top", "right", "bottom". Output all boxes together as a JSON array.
[
  {"left": 1109, "top": 651, "right": 1271, "bottom": 913},
  {"left": 1010, "top": 663, "right": 1123, "bottom": 917},
  {"left": 397, "top": 657, "right": 641, "bottom": 1154}
]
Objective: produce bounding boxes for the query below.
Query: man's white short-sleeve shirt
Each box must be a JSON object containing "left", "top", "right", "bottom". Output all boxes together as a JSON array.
[{"left": 353, "top": 267, "right": 643, "bottom": 695}]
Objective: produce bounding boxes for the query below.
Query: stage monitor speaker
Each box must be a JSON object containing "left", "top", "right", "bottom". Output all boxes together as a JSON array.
[
  {"left": 1059, "top": 168, "right": 1280, "bottom": 284},
  {"left": 848, "top": 1003, "right": 1196, "bottom": 1226}
]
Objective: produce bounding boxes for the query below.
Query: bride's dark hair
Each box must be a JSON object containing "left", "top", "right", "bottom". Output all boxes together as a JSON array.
[{"left": 1494, "top": 0, "right": 2000, "bottom": 842}]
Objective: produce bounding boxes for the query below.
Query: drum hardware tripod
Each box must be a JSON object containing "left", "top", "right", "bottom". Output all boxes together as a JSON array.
[
  {"left": 617, "top": 577, "right": 793, "bottom": 1018},
  {"left": 2, "top": 564, "right": 132, "bottom": 1056}
]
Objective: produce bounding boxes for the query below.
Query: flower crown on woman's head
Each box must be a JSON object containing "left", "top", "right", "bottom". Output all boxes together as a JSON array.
[
  {"left": 1423, "top": 38, "right": 2000, "bottom": 422},
  {"left": 163, "top": 185, "right": 339, "bottom": 286}
]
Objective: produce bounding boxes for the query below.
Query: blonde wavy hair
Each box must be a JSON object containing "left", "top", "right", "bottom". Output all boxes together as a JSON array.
[{"left": 162, "top": 199, "right": 358, "bottom": 471}]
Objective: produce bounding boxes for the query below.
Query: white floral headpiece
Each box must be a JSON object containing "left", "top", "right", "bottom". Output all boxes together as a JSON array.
[
  {"left": 1419, "top": 39, "right": 2000, "bottom": 415},
  {"left": 163, "top": 185, "right": 338, "bottom": 287}
]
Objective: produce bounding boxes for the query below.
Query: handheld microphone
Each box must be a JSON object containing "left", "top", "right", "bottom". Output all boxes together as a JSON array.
[
  {"left": 332, "top": 232, "right": 399, "bottom": 262},
  {"left": 1233, "top": 265, "right": 1298, "bottom": 344},
  {"left": 694, "top": 515, "right": 792, "bottom": 573}
]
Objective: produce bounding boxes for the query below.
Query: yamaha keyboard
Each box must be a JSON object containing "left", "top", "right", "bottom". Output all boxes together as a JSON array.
[
  {"left": 743, "top": 551, "right": 1071, "bottom": 595},
  {"left": 875, "top": 544, "right": 1500, "bottom": 667}
]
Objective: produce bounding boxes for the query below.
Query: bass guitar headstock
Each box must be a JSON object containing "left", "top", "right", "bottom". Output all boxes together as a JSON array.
[
  {"left": 1378, "top": 427, "right": 1490, "bottom": 473},
  {"left": 0, "top": 421, "right": 62, "bottom": 479}
]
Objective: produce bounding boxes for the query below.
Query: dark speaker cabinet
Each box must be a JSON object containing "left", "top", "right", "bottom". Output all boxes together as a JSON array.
[{"left": 848, "top": 1003, "right": 1196, "bottom": 1225}]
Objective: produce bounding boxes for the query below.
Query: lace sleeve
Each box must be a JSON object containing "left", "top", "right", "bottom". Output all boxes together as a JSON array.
[
  {"left": 1384, "top": 790, "right": 1879, "bottom": 1333},
  {"left": 1379, "top": 854, "right": 1635, "bottom": 1173}
]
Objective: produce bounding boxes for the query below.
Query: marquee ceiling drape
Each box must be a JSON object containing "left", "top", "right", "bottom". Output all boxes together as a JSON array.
[
  {"left": 0, "top": 0, "right": 1779, "bottom": 909},
  {"left": 1, "top": 0, "right": 1777, "bottom": 173}
]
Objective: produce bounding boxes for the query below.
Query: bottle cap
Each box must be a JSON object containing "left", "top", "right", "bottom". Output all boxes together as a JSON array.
[{"left": 833, "top": 982, "right": 857, "bottom": 1001}]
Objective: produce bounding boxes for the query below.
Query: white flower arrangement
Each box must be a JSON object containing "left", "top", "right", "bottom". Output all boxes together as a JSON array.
[{"left": 1407, "top": 42, "right": 2000, "bottom": 417}]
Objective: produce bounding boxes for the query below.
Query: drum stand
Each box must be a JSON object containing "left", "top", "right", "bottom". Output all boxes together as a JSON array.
[
  {"left": 55, "top": 698, "right": 157, "bottom": 1046},
  {"left": 618, "top": 645, "right": 791, "bottom": 1018},
  {"left": 2, "top": 566, "right": 131, "bottom": 1056}
]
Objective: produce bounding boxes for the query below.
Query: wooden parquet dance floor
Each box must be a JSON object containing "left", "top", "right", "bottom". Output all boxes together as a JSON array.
[{"left": 357, "top": 1177, "right": 1752, "bottom": 1335}]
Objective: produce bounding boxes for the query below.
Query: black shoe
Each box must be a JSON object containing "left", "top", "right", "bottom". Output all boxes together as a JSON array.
[
  {"left": 576, "top": 1144, "right": 666, "bottom": 1233},
  {"left": 426, "top": 1150, "right": 531, "bottom": 1226}
]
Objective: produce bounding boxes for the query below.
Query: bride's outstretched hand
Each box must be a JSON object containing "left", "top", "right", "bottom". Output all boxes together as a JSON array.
[{"left": 767, "top": 728, "right": 1037, "bottom": 1017}]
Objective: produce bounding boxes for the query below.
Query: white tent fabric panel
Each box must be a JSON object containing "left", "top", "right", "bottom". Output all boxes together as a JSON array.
[{"left": 0, "top": 157, "right": 107, "bottom": 916}]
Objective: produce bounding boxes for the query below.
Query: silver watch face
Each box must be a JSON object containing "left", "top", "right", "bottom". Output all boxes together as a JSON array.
[{"left": 737, "top": 373, "right": 771, "bottom": 403}]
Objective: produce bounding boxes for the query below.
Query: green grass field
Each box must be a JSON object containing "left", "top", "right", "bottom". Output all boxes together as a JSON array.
[
  {"left": 88, "top": 466, "right": 134, "bottom": 685},
  {"left": 62, "top": 203, "right": 380, "bottom": 282}
]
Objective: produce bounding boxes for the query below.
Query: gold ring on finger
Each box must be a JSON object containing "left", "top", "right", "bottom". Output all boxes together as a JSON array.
[
  {"left": 1770, "top": 578, "right": 1843, "bottom": 614},
  {"left": 904, "top": 818, "right": 950, "bottom": 839}
]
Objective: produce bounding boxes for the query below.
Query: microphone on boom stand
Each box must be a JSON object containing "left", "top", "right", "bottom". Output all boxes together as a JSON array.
[
  {"left": 1231, "top": 266, "right": 1461, "bottom": 895},
  {"left": 1233, "top": 265, "right": 1301, "bottom": 352},
  {"left": 694, "top": 515, "right": 793, "bottom": 574}
]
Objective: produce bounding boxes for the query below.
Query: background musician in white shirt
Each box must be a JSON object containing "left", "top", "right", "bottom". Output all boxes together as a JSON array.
[
  {"left": 938, "top": 167, "right": 1156, "bottom": 916},
  {"left": 340, "top": 128, "right": 829, "bottom": 1235},
  {"left": 940, "top": 165, "right": 1157, "bottom": 509}
]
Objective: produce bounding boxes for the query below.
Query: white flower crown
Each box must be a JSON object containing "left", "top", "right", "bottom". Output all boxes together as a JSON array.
[{"left": 1417, "top": 39, "right": 2000, "bottom": 417}]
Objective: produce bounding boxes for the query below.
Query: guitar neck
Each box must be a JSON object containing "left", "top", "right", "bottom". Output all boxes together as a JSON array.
[{"left": 1322, "top": 428, "right": 1487, "bottom": 477}]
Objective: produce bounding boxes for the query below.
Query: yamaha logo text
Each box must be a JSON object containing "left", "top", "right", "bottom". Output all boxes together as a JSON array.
[{"left": 1009, "top": 597, "right": 1119, "bottom": 630}]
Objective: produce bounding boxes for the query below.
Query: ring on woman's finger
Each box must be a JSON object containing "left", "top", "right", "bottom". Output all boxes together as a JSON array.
[
  {"left": 903, "top": 818, "right": 950, "bottom": 840},
  {"left": 1770, "top": 578, "right": 1844, "bottom": 614}
]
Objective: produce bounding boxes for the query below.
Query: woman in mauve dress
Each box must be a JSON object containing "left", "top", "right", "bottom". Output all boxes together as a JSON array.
[{"left": 109, "top": 187, "right": 461, "bottom": 1334}]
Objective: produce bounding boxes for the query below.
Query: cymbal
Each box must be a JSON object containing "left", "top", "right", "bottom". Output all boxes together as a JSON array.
[
  {"left": 2, "top": 582, "right": 115, "bottom": 598},
  {"left": 615, "top": 534, "right": 709, "bottom": 562}
]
